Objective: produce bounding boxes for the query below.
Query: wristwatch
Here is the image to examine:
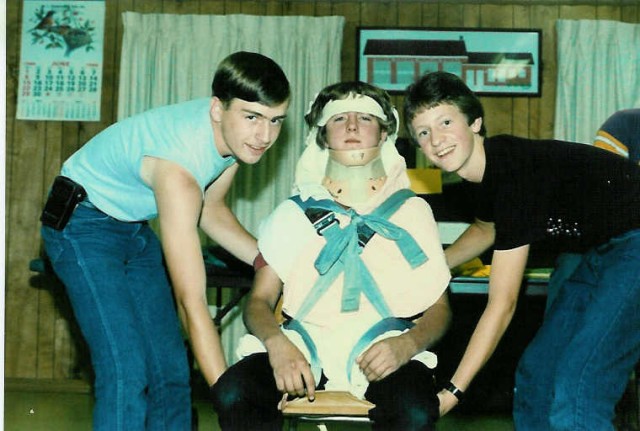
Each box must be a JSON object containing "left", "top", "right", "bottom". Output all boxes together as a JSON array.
[{"left": 444, "top": 381, "right": 465, "bottom": 402}]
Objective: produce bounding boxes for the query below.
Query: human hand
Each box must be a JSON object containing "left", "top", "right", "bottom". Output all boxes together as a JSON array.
[
  {"left": 266, "top": 335, "right": 316, "bottom": 401},
  {"left": 437, "top": 389, "right": 459, "bottom": 417},
  {"left": 356, "top": 335, "right": 415, "bottom": 382}
]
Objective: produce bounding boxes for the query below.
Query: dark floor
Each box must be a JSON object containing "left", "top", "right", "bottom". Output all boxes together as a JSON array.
[{"left": 4, "top": 387, "right": 515, "bottom": 431}]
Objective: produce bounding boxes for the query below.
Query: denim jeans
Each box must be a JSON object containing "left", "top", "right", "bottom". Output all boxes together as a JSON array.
[
  {"left": 514, "top": 228, "right": 640, "bottom": 431},
  {"left": 41, "top": 204, "right": 191, "bottom": 431}
]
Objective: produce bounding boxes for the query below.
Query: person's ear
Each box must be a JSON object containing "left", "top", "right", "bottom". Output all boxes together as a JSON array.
[
  {"left": 210, "top": 97, "right": 224, "bottom": 122},
  {"left": 379, "top": 130, "right": 388, "bottom": 145},
  {"left": 471, "top": 117, "right": 483, "bottom": 134}
]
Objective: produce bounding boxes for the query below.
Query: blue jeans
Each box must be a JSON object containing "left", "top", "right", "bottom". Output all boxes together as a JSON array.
[
  {"left": 514, "top": 229, "right": 640, "bottom": 431},
  {"left": 41, "top": 204, "right": 191, "bottom": 431}
]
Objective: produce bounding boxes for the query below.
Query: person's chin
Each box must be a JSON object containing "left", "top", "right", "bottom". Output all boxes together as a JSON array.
[{"left": 236, "top": 153, "right": 264, "bottom": 165}]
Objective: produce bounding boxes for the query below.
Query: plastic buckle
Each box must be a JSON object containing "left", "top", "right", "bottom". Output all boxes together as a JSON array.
[{"left": 314, "top": 212, "right": 339, "bottom": 236}]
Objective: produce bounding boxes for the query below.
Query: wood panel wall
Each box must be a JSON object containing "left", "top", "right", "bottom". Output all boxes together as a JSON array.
[{"left": 6, "top": 0, "right": 640, "bottom": 382}]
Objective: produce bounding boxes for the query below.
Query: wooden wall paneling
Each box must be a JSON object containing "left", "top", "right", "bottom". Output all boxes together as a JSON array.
[
  {"left": 512, "top": 5, "right": 532, "bottom": 138},
  {"left": 264, "top": 1, "right": 285, "bottom": 16},
  {"left": 314, "top": 1, "right": 333, "bottom": 17},
  {"left": 461, "top": 4, "right": 481, "bottom": 28},
  {"left": 5, "top": 0, "right": 44, "bottom": 379},
  {"left": 421, "top": 4, "right": 440, "bottom": 29},
  {"left": 162, "top": 0, "right": 200, "bottom": 14},
  {"left": 238, "top": 1, "right": 265, "bottom": 15},
  {"left": 198, "top": 0, "right": 226, "bottom": 15},
  {"left": 133, "top": 0, "right": 162, "bottom": 14},
  {"left": 6, "top": 118, "right": 47, "bottom": 378},
  {"left": 621, "top": 4, "right": 639, "bottom": 23},
  {"left": 4, "top": 0, "right": 19, "bottom": 376},
  {"left": 36, "top": 120, "right": 63, "bottom": 379},
  {"left": 596, "top": 5, "right": 621, "bottom": 20},
  {"left": 398, "top": 3, "right": 423, "bottom": 28},
  {"left": 223, "top": 1, "right": 243, "bottom": 15},
  {"left": 559, "top": 5, "right": 596, "bottom": 20},
  {"left": 530, "top": 5, "right": 559, "bottom": 139},
  {"left": 5, "top": 0, "right": 21, "bottom": 189},
  {"left": 333, "top": 2, "right": 360, "bottom": 82},
  {"left": 283, "top": 0, "right": 315, "bottom": 15},
  {"left": 97, "top": 1, "right": 120, "bottom": 130},
  {"left": 361, "top": 2, "right": 397, "bottom": 27},
  {"left": 438, "top": 3, "right": 465, "bottom": 28}
]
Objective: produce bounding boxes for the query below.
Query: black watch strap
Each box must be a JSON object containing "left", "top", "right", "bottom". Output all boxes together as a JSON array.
[{"left": 445, "top": 381, "right": 465, "bottom": 402}]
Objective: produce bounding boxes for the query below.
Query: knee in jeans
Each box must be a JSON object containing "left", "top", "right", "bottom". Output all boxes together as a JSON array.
[
  {"left": 210, "top": 373, "right": 245, "bottom": 414},
  {"left": 405, "top": 404, "right": 437, "bottom": 430}
]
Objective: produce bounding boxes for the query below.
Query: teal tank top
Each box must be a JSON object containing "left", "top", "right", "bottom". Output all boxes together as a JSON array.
[{"left": 61, "top": 98, "right": 236, "bottom": 221}]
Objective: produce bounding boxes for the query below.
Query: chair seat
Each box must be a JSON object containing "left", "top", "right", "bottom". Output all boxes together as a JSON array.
[{"left": 282, "top": 390, "right": 374, "bottom": 417}]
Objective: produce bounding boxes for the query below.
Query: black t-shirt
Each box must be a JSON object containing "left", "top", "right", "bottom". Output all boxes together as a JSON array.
[{"left": 472, "top": 135, "right": 640, "bottom": 251}]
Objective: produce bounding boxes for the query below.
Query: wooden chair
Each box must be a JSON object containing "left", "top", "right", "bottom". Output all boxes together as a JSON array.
[{"left": 282, "top": 390, "right": 374, "bottom": 431}]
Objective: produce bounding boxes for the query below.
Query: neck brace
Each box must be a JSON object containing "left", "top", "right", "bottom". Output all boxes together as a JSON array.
[{"left": 322, "top": 147, "right": 387, "bottom": 207}]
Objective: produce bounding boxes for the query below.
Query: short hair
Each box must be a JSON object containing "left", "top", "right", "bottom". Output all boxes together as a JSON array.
[
  {"left": 211, "top": 51, "right": 290, "bottom": 108},
  {"left": 305, "top": 81, "right": 397, "bottom": 148},
  {"left": 403, "top": 71, "right": 486, "bottom": 138}
]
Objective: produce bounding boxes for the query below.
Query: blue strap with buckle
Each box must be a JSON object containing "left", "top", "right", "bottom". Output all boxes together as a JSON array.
[{"left": 289, "top": 189, "right": 427, "bottom": 320}]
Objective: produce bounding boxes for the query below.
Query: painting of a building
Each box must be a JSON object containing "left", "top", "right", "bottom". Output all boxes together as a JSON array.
[{"left": 360, "top": 32, "right": 539, "bottom": 95}]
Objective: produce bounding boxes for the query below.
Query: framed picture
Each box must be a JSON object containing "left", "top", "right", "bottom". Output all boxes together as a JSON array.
[{"left": 357, "top": 27, "right": 542, "bottom": 97}]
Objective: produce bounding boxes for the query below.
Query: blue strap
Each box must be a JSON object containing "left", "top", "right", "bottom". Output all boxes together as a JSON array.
[
  {"left": 290, "top": 189, "right": 428, "bottom": 319},
  {"left": 282, "top": 319, "right": 322, "bottom": 383},
  {"left": 345, "top": 318, "right": 415, "bottom": 382}
]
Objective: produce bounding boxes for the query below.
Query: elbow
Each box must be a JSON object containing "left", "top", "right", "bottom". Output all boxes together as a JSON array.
[{"left": 487, "top": 295, "right": 518, "bottom": 325}]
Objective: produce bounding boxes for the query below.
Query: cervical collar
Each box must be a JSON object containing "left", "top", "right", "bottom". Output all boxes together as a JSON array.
[{"left": 322, "top": 147, "right": 387, "bottom": 207}]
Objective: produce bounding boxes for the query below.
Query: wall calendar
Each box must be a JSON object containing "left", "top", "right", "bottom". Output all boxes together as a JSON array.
[{"left": 17, "top": 0, "right": 105, "bottom": 121}]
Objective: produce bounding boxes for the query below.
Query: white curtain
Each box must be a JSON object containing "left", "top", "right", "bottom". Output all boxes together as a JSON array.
[
  {"left": 118, "top": 12, "right": 344, "bottom": 364},
  {"left": 554, "top": 19, "right": 640, "bottom": 143}
]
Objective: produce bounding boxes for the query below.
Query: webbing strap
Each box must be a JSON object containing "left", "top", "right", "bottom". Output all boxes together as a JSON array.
[
  {"left": 290, "top": 189, "right": 428, "bottom": 320},
  {"left": 282, "top": 319, "right": 322, "bottom": 384},
  {"left": 346, "top": 317, "right": 415, "bottom": 382}
]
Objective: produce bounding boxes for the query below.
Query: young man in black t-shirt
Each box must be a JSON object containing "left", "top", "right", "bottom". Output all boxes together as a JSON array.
[{"left": 403, "top": 71, "right": 640, "bottom": 431}]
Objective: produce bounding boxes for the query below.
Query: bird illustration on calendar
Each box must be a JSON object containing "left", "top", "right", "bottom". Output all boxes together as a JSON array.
[{"left": 28, "top": 4, "right": 96, "bottom": 57}]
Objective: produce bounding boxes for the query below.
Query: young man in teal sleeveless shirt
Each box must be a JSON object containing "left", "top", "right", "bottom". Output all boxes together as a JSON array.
[{"left": 40, "top": 51, "right": 290, "bottom": 430}]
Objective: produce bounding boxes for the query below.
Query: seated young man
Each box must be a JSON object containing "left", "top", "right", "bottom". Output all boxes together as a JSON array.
[{"left": 210, "top": 81, "right": 452, "bottom": 431}]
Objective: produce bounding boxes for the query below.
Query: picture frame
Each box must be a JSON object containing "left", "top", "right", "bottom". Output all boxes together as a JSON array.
[{"left": 357, "top": 27, "right": 542, "bottom": 97}]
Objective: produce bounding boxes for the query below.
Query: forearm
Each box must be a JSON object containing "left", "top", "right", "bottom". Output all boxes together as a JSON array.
[
  {"left": 443, "top": 246, "right": 528, "bottom": 398},
  {"left": 448, "top": 298, "right": 516, "bottom": 391},
  {"left": 445, "top": 219, "right": 495, "bottom": 269},
  {"left": 243, "top": 297, "right": 284, "bottom": 347},
  {"left": 201, "top": 204, "right": 258, "bottom": 265},
  {"left": 178, "top": 298, "right": 227, "bottom": 385},
  {"left": 405, "top": 301, "right": 452, "bottom": 354}
]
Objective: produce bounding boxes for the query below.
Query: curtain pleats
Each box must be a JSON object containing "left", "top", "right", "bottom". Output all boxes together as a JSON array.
[{"left": 554, "top": 19, "right": 640, "bottom": 143}]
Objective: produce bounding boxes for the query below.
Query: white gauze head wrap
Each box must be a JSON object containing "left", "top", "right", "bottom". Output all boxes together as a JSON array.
[{"left": 293, "top": 92, "right": 408, "bottom": 200}]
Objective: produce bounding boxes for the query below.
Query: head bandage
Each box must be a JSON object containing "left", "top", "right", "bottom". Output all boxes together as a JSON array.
[
  {"left": 315, "top": 93, "right": 388, "bottom": 127},
  {"left": 294, "top": 92, "right": 408, "bottom": 209}
]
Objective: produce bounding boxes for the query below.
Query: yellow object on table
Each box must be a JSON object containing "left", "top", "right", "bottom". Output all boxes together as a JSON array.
[{"left": 407, "top": 168, "right": 442, "bottom": 194}]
